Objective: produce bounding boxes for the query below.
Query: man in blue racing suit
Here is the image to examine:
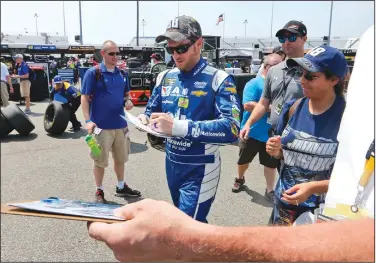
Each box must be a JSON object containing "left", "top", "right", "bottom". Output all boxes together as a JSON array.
[{"left": 138, "top": 16, "right": 241, "bottom": 223}]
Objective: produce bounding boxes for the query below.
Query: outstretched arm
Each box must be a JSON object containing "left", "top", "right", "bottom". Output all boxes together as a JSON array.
[
  {"left": 185, "top": 217, "right": 374, "bottom": 262},
  {"left": 88, "top": 199, "right": 375, "bottom": 262}
]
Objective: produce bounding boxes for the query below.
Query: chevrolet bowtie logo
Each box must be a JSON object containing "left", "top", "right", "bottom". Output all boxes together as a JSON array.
[{"left": 190, "top": 90, "right": 208, "bottom": 97}]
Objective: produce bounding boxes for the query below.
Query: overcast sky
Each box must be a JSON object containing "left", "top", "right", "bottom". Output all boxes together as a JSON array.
[{"left": 1, "top": 1, "right": 374, "bottom": 45}]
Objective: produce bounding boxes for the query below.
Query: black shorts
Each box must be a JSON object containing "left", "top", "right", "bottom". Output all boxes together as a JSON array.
[{"left": 237, "top": 137, "right": 279, "bottom": 168}]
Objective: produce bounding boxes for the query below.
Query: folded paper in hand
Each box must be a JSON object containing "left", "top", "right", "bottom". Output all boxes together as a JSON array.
[
  {"left": 7, "top": 198, "right": 125, "bottom": 221},
  {"left": 121, "top": 112, "right": 173, "bottom": 138}
]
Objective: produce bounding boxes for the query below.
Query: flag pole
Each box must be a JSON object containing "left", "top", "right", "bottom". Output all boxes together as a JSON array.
[
  {"left": 328, "top": 1, "right": 333, "bottom": 46},
  {"left": 222, "top": 13, "right": 225, "bottom": 49}
]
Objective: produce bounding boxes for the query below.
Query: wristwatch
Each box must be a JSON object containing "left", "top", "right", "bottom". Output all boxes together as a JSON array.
[{"left": 85, "top": 120, "right": 92, "bottom": 124}]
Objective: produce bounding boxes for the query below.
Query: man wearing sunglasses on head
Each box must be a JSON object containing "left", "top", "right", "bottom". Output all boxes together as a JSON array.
[
  {"left": 257, "top": 46, "right": 286, "bottom": 77},
  {"left": 240, "top": 20, "right": 307, "bottom": 141},
  {"left": 81, "top": 40, "right": 141, "bottom": 204},
  {"left": 137, "top": 16, "right": 241, "bottom": 223}
]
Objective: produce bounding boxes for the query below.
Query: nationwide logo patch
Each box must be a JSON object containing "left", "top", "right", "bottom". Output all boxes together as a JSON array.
[{"left": 191, "top": 127, "right": 226, "bottom": 138}]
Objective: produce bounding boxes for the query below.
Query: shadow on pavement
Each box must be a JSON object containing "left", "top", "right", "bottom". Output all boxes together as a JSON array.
[
  {"left": 16, "top": 102, "right": 37, "bottom": 106},
  {"left": 105, "top": 200, "right": 124, "bottom": 206},
  {"left": 130, "top": 141, "right": 148, "bottom": 154},
  {"left": 28, "top": 112, "right": 45, "bottom": 117},
  {"left": 241, "top": 185, "right": 273, "bottom": 208},
  {"left": 149, "top": 143, "right": 166, "bottom": 152},
  {"left": 0, "top": 132, "right": 38, "bottom": 143},
  {"left": 46, "top": 129, "right": 87, "bottom": 140},
  {"left": 122, "top": 196, "right": 144, "bottom": 204}
]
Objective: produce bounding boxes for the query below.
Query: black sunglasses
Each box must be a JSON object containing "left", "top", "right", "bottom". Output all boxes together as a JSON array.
[
  {"left": 278, "top": 35, "right": 298, "bottom": 44},
  {"left": 166, "top": 41, "right": 196, "bottom": 55},
  {"left": 295, "top": 69, "right": 319, "bottom": 81},
  {"left": 107, "top": 52, "right": 120, "bottom": 56}
]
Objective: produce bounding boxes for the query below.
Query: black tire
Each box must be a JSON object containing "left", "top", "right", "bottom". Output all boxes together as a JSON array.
[
  {"left": 147, "top": 134, "right": 164, "bottom": 146},
  {"left": 2, "top": 104, "right": 35, "bottom": 136},
  {"left": 0, "top": 112, "right": 14, "bottom": 137},
  {"left": 44, "top": 101, "right": 71, "bottom": 135}
]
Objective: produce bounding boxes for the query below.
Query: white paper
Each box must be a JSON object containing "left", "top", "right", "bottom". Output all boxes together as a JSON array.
[
  {"left": 324, "top": 26, "right": 375, "bottom": 217},
  {"left": 8, "top": 198, "right": 125, "bottom": 221},
  {"left": 121, "top": 111, "right": 173, "bottom": 138}
]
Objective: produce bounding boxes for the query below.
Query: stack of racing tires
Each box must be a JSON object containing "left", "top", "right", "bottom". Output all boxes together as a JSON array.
[
  {"left": 0, "top": 104, "right": 35, "bottom": 138},
  {"left": 43, "top": 101, "right": 71, "bottom": 135}
]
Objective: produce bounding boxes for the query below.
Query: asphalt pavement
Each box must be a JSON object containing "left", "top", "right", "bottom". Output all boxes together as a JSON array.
[{"left": 1, "top": 100, "right": 273, "bottom": 262}]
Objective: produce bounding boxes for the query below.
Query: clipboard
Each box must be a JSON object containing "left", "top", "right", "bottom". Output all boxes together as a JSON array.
[
  {"left": 121, "top": 112, "right": 173, "bottom": 138},
  {"left": 1, "top": 200, "right": 125, "bottom": 224}
]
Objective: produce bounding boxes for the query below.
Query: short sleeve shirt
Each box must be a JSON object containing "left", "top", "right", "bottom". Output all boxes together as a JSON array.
[{"left": 262, "top": 61, "right": 304, "bottom": 127}]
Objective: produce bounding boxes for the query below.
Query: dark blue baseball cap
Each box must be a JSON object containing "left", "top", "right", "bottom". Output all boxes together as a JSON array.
[
  {"left": 53, "top": 75, "right": 63, "bottom": 84},
  {"left": 287, "top": 45, "right": 348, "bottom": 79}
]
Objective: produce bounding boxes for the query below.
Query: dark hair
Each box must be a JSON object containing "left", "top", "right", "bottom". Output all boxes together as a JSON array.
[{"left": 324, "top": 70, "right": 345, "bottom": 96}]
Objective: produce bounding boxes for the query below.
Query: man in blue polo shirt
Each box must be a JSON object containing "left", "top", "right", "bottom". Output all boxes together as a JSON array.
[
  {"left": 81, "top": 40, "right": 141, "bottom": 203},
  {"left": 12, "top": 54, "right": 32, "bottom": 114},
  {"left": 233, "top": 53, "right": 283, "bottom": 202}
]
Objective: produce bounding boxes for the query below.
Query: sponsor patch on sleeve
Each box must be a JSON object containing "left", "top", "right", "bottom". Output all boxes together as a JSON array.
[
  {"left": 230, "top": 122, "right": 239, "bottom": 137},
  {"left": 225, "top": 86, "right": 237, "bottom": 94},
  {"left": 232, "top": 105, "right": 240, "bottom": 121}
]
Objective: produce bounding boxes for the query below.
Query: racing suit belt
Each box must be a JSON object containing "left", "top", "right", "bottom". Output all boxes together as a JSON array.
[{"left": 166, "top": 149, "right": 217, "bottom": 164}]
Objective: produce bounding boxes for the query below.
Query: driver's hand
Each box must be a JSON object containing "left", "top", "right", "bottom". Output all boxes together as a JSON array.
[{"left": 138, "top": 114, "right": 149, "bottom": 125}]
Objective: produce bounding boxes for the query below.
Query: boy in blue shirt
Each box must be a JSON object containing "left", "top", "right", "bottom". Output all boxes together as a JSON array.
[
  {"left": 51, "top": 75, "right": 82, "bottom": 131},
  {"left": 266, "top": 45, "right": 348, "bottom": 225},
  {"left": 233, "top": 54, "right": 283, "bottom": 202}
]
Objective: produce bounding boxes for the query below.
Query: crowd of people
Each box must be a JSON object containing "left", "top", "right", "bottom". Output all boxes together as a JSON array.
[
  {"left": 0, "top": 50, "right": 167, "bottom": 111},
  {"left": 1, "top": 13, "right": 373, "bottom": 262},
  {"left": 76, "top": 14, "right": 374, "bottom": 261},
  {"left": 238, "top": 20, "right": 349, "bottom": 225}
]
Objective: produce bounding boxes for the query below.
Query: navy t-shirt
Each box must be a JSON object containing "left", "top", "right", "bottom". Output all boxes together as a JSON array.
[
  {"left": 275, "top": 96, "right": 346, "bottom": 208},
  {"left": 81, "top": 63, "right": 129, "bottom": 129}
]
